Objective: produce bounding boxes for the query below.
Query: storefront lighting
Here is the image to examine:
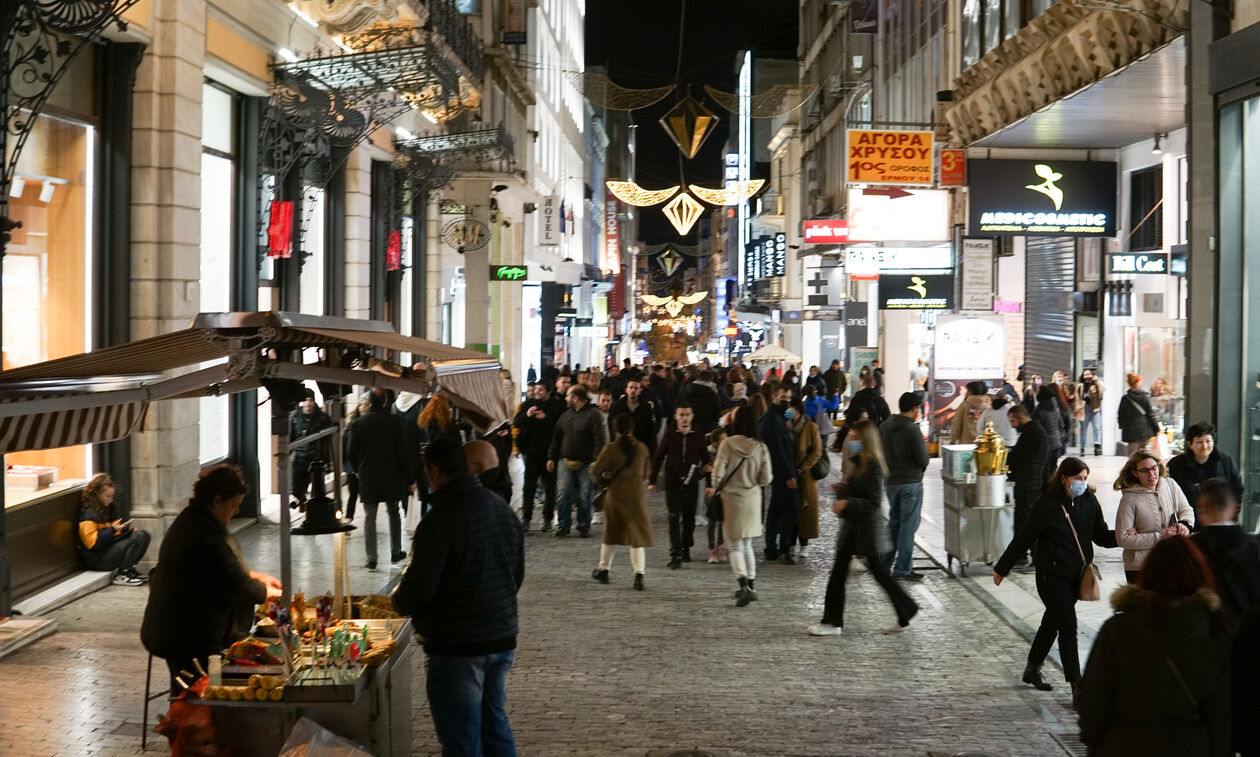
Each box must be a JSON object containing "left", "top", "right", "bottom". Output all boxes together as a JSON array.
[
  {"left": 1152, "top": 132, "right": 1165, "bottom": 155},
  {"left": 662, "top": 192, "right": 704, "bottom": 235},
  {"left": 8, "top": 177, "right": 23, "bottom": 199},
  {"left": 605, "top": 180, "right": 678, "bottom": 207},
  {"left": 277, "top": 47, "right": 300, "bottom": 63},
  {"left": 395, "top": 126, "right": 416, "bottom": 141},
  {"left": 289, "top": 4, "right": 320, "bottom": 28},
  {"left": 688, "top": 180, "right": 765, "bottom": 206},
  {"left": 421, "top": 110, "right": 439, "bottom": 124},
  {"left": 38, "top": 182, "right": 55, "bottom": 204}
]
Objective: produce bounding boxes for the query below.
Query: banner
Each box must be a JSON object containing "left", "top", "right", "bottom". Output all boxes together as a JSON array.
[
  {"left": 878, "top": 273, "right": 955, "bottom": 310},
  {"left": 604, "top": 191, "right": 621, "bottom": 272},
  {"left": 960, "top": 238, "right": 995, "bottom": 311},
  {"left": 844, "top": 302, "right": 869, "bottom": 355},
  {"left": 386, "top": 230, "right": 402, "bottom": 271},
  {"left": 267, "top": 200, "right": 294, "bottom": 258},
  {"left": 609, "top": 271, "right": 626, "bottom": 318}
]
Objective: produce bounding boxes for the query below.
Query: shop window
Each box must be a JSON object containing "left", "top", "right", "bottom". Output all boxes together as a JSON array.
[
  {"left": 300, "top": 186, "right": 326, "bottom": 315},
  {"left": 1122, "top": 325, "right": 1184, "bottom": 444},
  {"left": 961, "top": 0, "right": 982, "bottom": 66},
  {"left": 199, "top": 82, "right": 237, "bottom": 464},
  {"left": 1128, "top": 165, "right": 1163, "bottom": 252}
]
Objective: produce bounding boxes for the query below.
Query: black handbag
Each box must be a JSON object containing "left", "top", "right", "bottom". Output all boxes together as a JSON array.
[
  {"left": 810, "top": 451, "right": 831, "bottom": 481},
  {"left": 704, "top": 456, "right": 747, "bottom": 519}
]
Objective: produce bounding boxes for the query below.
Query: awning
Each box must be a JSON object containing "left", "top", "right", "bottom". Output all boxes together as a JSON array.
[
  {"left": 0, "top": 396, "right": 147, "bottom": 453},
  {"left": 745, "top": 344, "right": 803, "bottom": 363}
]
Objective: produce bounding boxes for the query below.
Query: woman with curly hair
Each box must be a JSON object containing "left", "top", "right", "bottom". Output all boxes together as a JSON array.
[
  {"left": 1114, "top": 450, "right": 1193, "bottom": 584},
  {"left": 78, "top": 473, "right": 151, "bottom": 586}
]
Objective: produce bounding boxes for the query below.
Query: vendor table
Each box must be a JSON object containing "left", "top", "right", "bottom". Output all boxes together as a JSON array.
[
  {"left": 942, "top": 473, "right": 1014, "bottom": 576},
  {"left": 194, "top": 618, "right": 413, "bottom": 757}
]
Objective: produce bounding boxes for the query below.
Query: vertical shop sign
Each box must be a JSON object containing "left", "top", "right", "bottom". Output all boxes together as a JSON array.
[
  {"left": 939, "top": 149, "right": 967, "bottom": 186},
  {"left": 267, "top": 200, "right": 294, "bottom": 258},
  {"left": 540, "top": 195, "right": 560, "bottom": 245},
  {"left": 844, "top": 301, "right": 868, "bottom": 353},
  {"left": 504, "top": 0, "right": 526, "bottom": 44},
  {"left": 610, "top": 271, "right": 626, "bottom": 318},
  {"left": 960, "top": 238, "right": 995, "bottom": 311},
  {"left": 604, "top": 191, "right": 621, "bottom": 273},
  {"left": 768, "top": 233, "right": 787, "bottom": 277},
  {"left": 386, "top": 230, "right": 402, "bottom": 271}
]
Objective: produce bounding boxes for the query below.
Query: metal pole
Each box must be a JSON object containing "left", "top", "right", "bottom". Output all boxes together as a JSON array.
[{"left": 276, "top": 421, "right": 292, "bottom": 609}]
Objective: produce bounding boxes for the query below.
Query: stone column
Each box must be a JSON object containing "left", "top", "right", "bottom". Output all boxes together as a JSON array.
[
  {"left": 129, "top": 0, "right": 207, "bottom": 562},
  {"left": 344, "top": 145, "right": 372, "bottom": 319}
]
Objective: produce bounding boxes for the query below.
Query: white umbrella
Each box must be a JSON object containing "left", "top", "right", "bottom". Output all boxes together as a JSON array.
[{"left": 744, "top": 344, "right": 803, "bottom": 363}]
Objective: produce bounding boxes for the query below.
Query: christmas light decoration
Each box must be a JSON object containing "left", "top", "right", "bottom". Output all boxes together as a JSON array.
[
  {"left": 662, "top": 192, "right": 704, "bottom": 235},
  {"left": 605, "top": 180, "right": 678, "bottom": 207},
  {"left": 642, "top": 291, "right": 708, "bottom": 317},
  {"left": 688, "top": 180, "right": 767, "bottom": 206},
  {"left": 659, "top": 95, "right": 720, "bottom": 159}
]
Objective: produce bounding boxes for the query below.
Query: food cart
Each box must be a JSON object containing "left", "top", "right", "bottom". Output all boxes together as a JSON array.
[{"left": 940, "top": 423, "right": 1015, "bottom": 575}]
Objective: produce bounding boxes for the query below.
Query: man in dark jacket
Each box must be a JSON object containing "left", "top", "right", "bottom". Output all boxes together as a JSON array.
[
  {"left": 348, "top": 388, "right": 416, "bottom": 568},
  {"left": 1007, "top": 405, "right": 1049, "bottom": 570},
  {"left": 289, "top": 390, "right": 333, "bottom": 501},
  {"left": 1167, "top": 421, "right": 1245, "bottom": 526},
  {"left": 513, "top": 382, "right": 559, "bottom": 531},
  {"left": 610, "top": 378, "right": 659, "bottom": 455},
  {"left": 649, "top": 402, "right": 710, "bottom": 568},
  {"left": 678, "top": 369, "right": 721, "bottom": 432},
  {"left": 760, "top": 384, "right": 800, "bottom": 562},
  {"left": 822, "top": 360, "right": 848, "bottom": 401},
  {"left": 1191, "top": 478, "right": 1260, "bottom": 626},
  {"left": 393, "top": 437, "right": 524, "bottom": 757},
  {"left": 546, "top": 385, "right": 608, "bottom": 537},
  {"left": 880, "top": 393, "right": 929, "bottom": 580}
]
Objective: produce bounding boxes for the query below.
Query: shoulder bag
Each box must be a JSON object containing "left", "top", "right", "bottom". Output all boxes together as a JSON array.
[
  {"left": 1061, "top": 503, "right": 1103, "bottom": 601},
  {"left": 810, "top": 444, "right": 831, "bottom": 480},
  {"left": 704, "top": 456, "right": 748, "bottom": 520}
]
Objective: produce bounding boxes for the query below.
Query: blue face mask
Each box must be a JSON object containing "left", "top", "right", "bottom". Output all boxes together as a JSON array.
[
  {"left": 784, "top": 408, "right": 797, "bottom": 420},
  {"left": 847, "top": 440, "right": 864, "bottom": 455},
  {"left": 1068, "top": 480, "right": 1088, "bottom": 498}
]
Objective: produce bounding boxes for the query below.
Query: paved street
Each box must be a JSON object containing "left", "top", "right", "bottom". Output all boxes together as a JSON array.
[{"left": 0, "top": 452, "right": 1137, "bottom": 756}]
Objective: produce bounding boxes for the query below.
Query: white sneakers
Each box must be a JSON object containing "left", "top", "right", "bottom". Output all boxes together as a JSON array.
[{"left": 807, "top": 623, "right": 842, "bottom": 636}]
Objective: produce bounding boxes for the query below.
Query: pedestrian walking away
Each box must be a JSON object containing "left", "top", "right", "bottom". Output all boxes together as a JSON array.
[
  {"left": 1190, "top": 478, "right": 1260, "bottom": 626},
  {"left": 948, "top": 381, "right": 990, "bottom": 445},
  {"left": 1117, "top": 373, "right": 1161, "bottom": 456},
  {"left": 591, "top": 413, "right": 653, "bottom": 589},
  {"left": 650, "top": 402, "right": 710, "bottom": 568},
  {"left": 788, "top": 396, "right": 823, "bottom": 554},
  {"left": 392, "top": 437, "right": 525, "bottom": 757},
  {"left": 880, "top": 393, "right": 929, "bottom": 580},
  {"left": 707, "top": 406, "right": 773, "bottom": 606},
  {"left": 704, "top": 427, "right": 727, "bottom": 562},
  {"left": 347, "top": 388, "right": 416, "bottom": 569},
  {"left": 809, "top": 420, "right": 919, "bottom": 636}
]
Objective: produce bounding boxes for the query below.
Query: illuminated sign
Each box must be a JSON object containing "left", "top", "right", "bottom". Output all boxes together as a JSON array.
[
  {"left": 969, "top": 159, "right": 1117, "bottom": 236},
  {"left": 846, "top": 188, "right": 950, "bottom": 242},
  {"left": 604, "top": 191, "right": 621, "bottom": 273},
  {"left": 803, "top": 219, "right": 849, "bottom": 244},
  {"left": 940, "top": 149, "right": 966, "bottom": 186},
  {"left": 768, "top": 233, "right": 786, "bottom": 277},
  {"left": 877, "top": 273, "right": 955, "bottom": 310},
  {"left": 490, "top": 265, "right": 529, "bottom": 281},
  {"left": 844, "top": 246, "right": 953, "bottom": 277},
  {"left": 1107, "top": 253, "right": 1167, "bottom": 274},
  {"left": 267, "top": 200, "right": 294, "bottom": 258},
  {"left": 846, "top": 129, "right": 935, "bottom": 185},
  {"left": 722, "top": 326, "right": 739, "bottom": 336}
]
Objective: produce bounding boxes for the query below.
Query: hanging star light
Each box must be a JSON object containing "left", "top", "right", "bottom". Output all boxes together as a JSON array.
[
  {"left": 688, "top": 180, "right": 766, "bottom": 206},
  {"left": 642, "top": 291, "right": 708, "bottom": 317},
  {"left": 662, "top": 192, "right": 705, "bottom": 235},
  {"left": 659, "top": 95, "right": 720, "bottom": 159},
  {"left": 656, "top": 248, "right": 683, "bottom": 276},
  {"left": 605, "top": 181, "right": 679, "bottom": 207}
]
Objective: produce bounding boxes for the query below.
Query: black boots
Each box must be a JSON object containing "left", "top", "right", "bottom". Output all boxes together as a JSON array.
[
  {"left": 1094, "top": 443, "right": 1102, "bottom": 457},
  {"left": 736, "top": 576, "right": 754, "bottom": 607},
  {"left": 1022, "top": 665, "right": 1053, "bottom": 691},
  {"left": 746, "top": 578, "right": 758, "bottom": 601},
  {"left": 633, "top": 573, "right": 645, "bottom": 591},
  {"left": 592, "top": 568, "right": 609, "bottom": 584}
]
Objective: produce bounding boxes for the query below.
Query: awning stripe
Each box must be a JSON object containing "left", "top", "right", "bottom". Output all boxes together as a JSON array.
[{"left": 0, "top": 396, "right": 148, "bottom": 454}]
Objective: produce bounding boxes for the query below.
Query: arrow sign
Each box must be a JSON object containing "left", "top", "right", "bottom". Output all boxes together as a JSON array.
[{"left": 862, "top": 187, "right": 914, "bottom": 199}]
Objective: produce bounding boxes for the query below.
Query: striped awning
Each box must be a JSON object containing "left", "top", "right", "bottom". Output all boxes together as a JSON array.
[
  {"left": 0, "top": 397, "right": 148, "bottom": 454},
  {"left": 433, "top": 361, "right": 511, "bottom": 430}
]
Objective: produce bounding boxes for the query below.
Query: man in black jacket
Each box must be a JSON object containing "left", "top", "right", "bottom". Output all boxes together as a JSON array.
[
  {"left": 393, "top": 437, "right": 524, "bottom": 757},
  {"left": 1191, "top": 478, "right": 1260, "bottom": 626},
  {"left": 1007, "top": 405, "right": 1049, "bottom": 570},
  {"left": 822, "top": 359, "right": 848, "bottom": 402},
  {"left": 649, "top": 402, "right": 709, "bottom": 568},
  {"left": 610, "top": 378, "right": 659, "bottom": 455},
  {"left": 546, "top": 385, "right": 608, "bottom": 537},
  {"left": 678, "top": 369, "right": 721, "bottom": 432},
  {"left": 760, "top": 384, "right": 800, "bottom": 562},
  {"left": 880, "top": 393, "right": 930, "bottom": 580},
  {"left": 289, "top": 390, "right": 333, "bottom": 501},
  {"left": 513, "top": 382, "right": 558, "bottom": 531},
  {"left": 1167, "top": 421, "right": 1245, "bottom": 527},
  {"left": 348, "top": 389, "right": 416, "bottom": 569}
]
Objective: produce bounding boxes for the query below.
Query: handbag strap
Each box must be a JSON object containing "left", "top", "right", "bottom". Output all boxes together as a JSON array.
[
  {"left": 712, "top": 455, "right": 748, "bottom": 497},
  {"left": 1060, "top": 503, "right": 1089, "bottom": 571},
  {"left": 1163, "top": 657, "right": 1202, "bottom": 720}
]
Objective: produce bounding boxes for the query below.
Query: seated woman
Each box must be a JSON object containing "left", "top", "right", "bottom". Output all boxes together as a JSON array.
[{"left": 78, "top": 473, "right": 151, "bottom": 586}]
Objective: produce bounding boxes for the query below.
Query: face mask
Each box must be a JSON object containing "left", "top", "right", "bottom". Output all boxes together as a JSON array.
[
  {"left": 784, "top": 408, "right": 797, "bottom": 420},
  {"left": 847, "top": 440, "right": 863, "bottom": 455},
  {"left": 778, "top": 400, "right": 789, "bottom": 411},
  {"left": 1068, "top": 480, "right": 1088, "bottom": 498}
]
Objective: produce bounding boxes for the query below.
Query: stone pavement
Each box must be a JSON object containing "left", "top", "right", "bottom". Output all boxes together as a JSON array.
[{"left": 0, "top": 451, "right": 1121, "bottom": 756}]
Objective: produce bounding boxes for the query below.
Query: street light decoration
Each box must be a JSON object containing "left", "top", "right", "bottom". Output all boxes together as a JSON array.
[
  {"left": 605, "top": 181, "right": 679, "bottom": 207},
  {"left": 688, "top": 180, "right": 766, "bottom": 206},
  {"left": 658, "top": 95, "right": 720, "bottom": 159},
  {"left": 661, "top": 192, "right": 705, "bottom": 235},
  {"left": 642, "top": 291, "right": 707, "bottom": 317}
]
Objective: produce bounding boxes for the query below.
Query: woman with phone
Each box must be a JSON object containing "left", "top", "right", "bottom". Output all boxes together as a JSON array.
[
  {"left": 1113, "top": 451, "right": 1193, "bottom": 584},
  {"left": 78, "top": 473, "right": 151, "bottom": 586}
]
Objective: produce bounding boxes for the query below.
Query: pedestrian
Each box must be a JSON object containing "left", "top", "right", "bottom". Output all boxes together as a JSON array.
[
  {"left": 678, "top": 368, "right": 722, "bottom": 432},
  {"left": 909, "top": 358, "right": 929, "bottom": 414},
  {"left": 949, "top": 380, "right": 990, "bottom": 444},
  {"left": 761, "top": 383, "right": 800, "bottom": 562},
  {"left": 513, "top": 382, "right": 559, "bottom": 532},
  {"left": 1006, "top": 405, "right": 1049, "bottom": 571},
  {"left": 1114, "top": 451, "right": 1194, "bottom": 583},
  {"left": 704, "top": 427, "right": 727, "bottom": 563},
  {"left": 787, "top": 396, "right": 823, "bottom": 555},
  {"left": 1022, "top": 374, "right": 1042, "bottom": 414},
  {"left": 347, "top": 388, "right": 416, "bottom": 569},
  {"left": 993, "top": 456, "right": 1118, "bottom": 702},
  {"left": 649, "top": 402, "right": 709, "bottom": 568},
  {"left": 481, "top": 422, "right": 515, "bottom": 507},
  {"left": 590, "top": 413, "right": 653, "bottom": 590},
  {"left": 1034, "top": 385, "right": 1065, "bottom": 481},
  {"left": 1166, "top": 421, "right": 1244, "bottom": 524},
  {"left": 979, "top": 393, "right": 1017, "bottom": 446},
  {"left": 394, "top": 388, "right": 427, "bottom": 515},
  {"left": 341, "top": 393, "right": 370, "bottom": 521},
  {"left": 804, "top": 385, "right": 839, "bottom": 451},
  {"left": 546, "top": 384, "right": 607, "bottom": 537},
  {"left": 290, "top": 388, "right": 333, "bottom": 501},
  {"left": 822, "top": 359, "right": 847, "bottom": 398},
  {"left": 527, "top": 362, "right": 537, "bottom": 384},
  {"left": 808, "top": 420, "right": 919, "bottom": 636},
  {"left": 707, "top": 406, "right": 773, "bottom": 607},
  {"left": 596, "top": 389, "right": 615, "bottom": 441},
  {"left": 77, "top": 473, "right": 151, "bottom": 586},
  {"left": 1077, "top": 537, "right": 1232, "bottom": 756},
  {"left": 540, "top": 358, "right": 558, "bottom": 384},
  {"left": 1051, "top": 372, "right": 1073, "bottom": 457},
  {"left": 845, "top": 365, "right": 890, "bottom": 428},
  {"left": 610, "top": 377, "right": 660, "bottom": 455},
  {"left": 880, "top": 392, "right": 929, "bottom": 581},
  {"left": 1117, "top": 373, "right": 1162, "bottom": 456},
  {"left": 1190, "top": 478, "right": 1260, "bottom": 626},
  {"left": 466, "top": 438, "right": 511, "bottom": 506},
  {"left": 870, "top": 359, "right": 885, "bottom": 395},
  {"left": 142, "top": 464, "right": 282, "bottom": 693},
  {"left": 391, "top": 437, "right": 524, "bottom": 757},
  {"left": 1076, "top": 369, "right": 1105, "bottom": 456}
]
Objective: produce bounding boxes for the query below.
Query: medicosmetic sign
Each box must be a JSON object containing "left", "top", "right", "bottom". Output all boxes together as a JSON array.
[
  {"left": 969, "top": 159, "right": 1117, "bottom": 236},
  {"left": 846, "top": 129, "right": 934, "bottom": 185}
]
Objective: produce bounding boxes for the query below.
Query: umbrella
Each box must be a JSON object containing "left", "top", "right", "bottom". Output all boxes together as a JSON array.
[{"left": 744, "top": 344, "right": 802, "bottom": 363}]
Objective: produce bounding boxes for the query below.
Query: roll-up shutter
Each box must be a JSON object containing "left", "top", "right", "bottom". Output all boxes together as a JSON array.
[{"left": 1024, "top": 237, "right": 1076, "bottom": 379}]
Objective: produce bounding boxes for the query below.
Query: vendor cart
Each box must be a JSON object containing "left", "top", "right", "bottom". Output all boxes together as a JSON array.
[{"left": 940, "top": 444, "right": 1014, "bottom": 575}]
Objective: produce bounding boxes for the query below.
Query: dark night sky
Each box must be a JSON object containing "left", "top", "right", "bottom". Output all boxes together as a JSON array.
[{"left": 586, "top": 1, "right": 798, "bottom": 244}]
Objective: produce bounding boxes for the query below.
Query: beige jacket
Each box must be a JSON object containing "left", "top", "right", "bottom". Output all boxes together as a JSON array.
[
  {"left": 711, "top": 435, "right": 773, "bottom": 540},
  {"left": 1115, "top": 480, "right": 1193, "bottom": 570}
]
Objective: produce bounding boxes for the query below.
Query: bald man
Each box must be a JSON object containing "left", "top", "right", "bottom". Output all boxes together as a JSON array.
[{"left": 466, "top": 440, "right": 511, "bottom": 505}]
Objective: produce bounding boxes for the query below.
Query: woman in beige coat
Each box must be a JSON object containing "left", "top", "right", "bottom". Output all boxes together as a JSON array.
[
  {"left": 1113, "top": 451, "right": 1192, "bottom": 583},
  {"left": 707, "top": 406, "right": 773, "bottom": 606},
  {"left": 590, "top": 413, "right": 653, "bottom": 590},
  {"left": 788, "top": 397, "right": 823, "bottom": 547}
]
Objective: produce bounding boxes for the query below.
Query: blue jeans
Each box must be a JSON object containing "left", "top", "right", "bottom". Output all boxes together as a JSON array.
[
  {"left": 425, "top": 650, "right": 517, "bottom": 757},
  {"left": 1079, "top": 409, "right": 1102, "bottom": 450},
  {"left": 885, "top": 482, "right": 924, "bottom": 576},
  {"left": 556, "top": 463, "right": 594, "bottom": 532}
]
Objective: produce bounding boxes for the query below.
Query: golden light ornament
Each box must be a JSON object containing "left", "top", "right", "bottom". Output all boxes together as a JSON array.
[
  {"left": 659, "top": 96, "right": 720, "bottom": 159},
  {"left": 641, "top": 291, "right": 708, "bottom": 317},
  {"left": 604, "top": 180, "right": 678, "bottom": 207},
  {"left": 661, "top": 192, "right": 705, "bottom": 235},
  {"left": 688, "top": 180, "right": 766, "bottom": 206}
]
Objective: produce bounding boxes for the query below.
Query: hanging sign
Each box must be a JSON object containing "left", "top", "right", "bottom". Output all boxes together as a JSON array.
[
  {"left": 803, "top": 219, "right": 849, "bottom": 245},
  {"left": 1108, "top": 252, "right": 1168, "bottom": 274},
  {"left": 940, "top": 149, "right": 967, "bottom": 186},
  {"left": 442, "top": 219, "right": 490, "bottom": 251},
  {"left": 768, "top": 233, "right": 787, "bottom": 277},
  {"left": 878, "top": 273, "right": 955, "bottom": 310},
  {"left": 386, "top": 230, "right": 403, "bottom": 271},
  {"left": 603, "top": 191, "right": 621, "bottom": 273},
  {"left": 490, "top": 264, "right": 529, "bottom": 281},
  {"left": 267, "top": 200, "right": 294, "bottom": 258},
  {"left": 504, "top": 0, "right": 526, "bottom": 43},
  {"left": 846, "top": 129, "right": 935, "bottom": 185},
  {"left": 540, "top": 195, "right": 560, "bottom": 245},
  {"left": 968, "top": 159, "right": 1117, "bottom": 236},
  {"left": 960, "top": 238, "right": 995, "bottom": 311}
]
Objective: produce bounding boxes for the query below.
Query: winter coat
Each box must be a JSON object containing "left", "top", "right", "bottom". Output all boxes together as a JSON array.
[
  {"left": 1007, "top": 419, "right": 1050, "bottom": 488},
  {"left": 1115, "top": 481, "right": 1194, "bottom": 571},
  {"left": 1034, "top": 399, "right": 1064, "bottom": 454},
  {"left": 610, "top": 396, "right": 659, "bottom": 454},
  {"left": 805, "top": 373, "right": 826, "bottom": 394},
  {"left": 949, "top": 394, "right": 989, "bottom": 444},
  {"left": 141, "top": 504, "right": 267, "bottom": 664},
  {"left": 347, "top": 408, "right": 416, "bottom": 504},
  {"left": 1117, "top": 388, "right": 1161, "bottom": 443},
  {"left": 649, "top": 427, "right": 709, "bottom": 491},
  {"left": 548, "top": 403, "right": 608, "bottom": 464},
  {"left": 979, "top": 403, "right": 1018, "bottom": 446},
  {"left": 805, "top": 393, "right": 839, "bottom": 436},
  {"left": 711, "top": 435, "right": 773, "bottom": 540},
  {"left": 1166, "top": 449, "right": 1244, "bottom": 515},
  {"left": 1078, "top": 586, "right": 1231, "bottom": 757},
  {"left": 845, "top": 387, "right": 890, "bottom": 426},
  {"left": 994, "top": 487, "right": 1117, "bottom": 580},
  {"left": 879, "top": 413, "right": 929, "bottom": 485},
  {"left": 1192, "top": 524, "right": 1260, "bottom": 626},
  {"left": 678, "top": 381, "right": 721, "bottom": 431},
  {"left": 759, "top": 405, "right": 798, "bottom": 486},
  {"left": 512, "top": 397, "right": 558, "bottom": 459},
  {"left": 393, "top": 392, "right": 426, "bottom": 488},
  {"left": 590, "top": 437, "right": 653, "bottom": 548},
  {"left": 822, "top": 367, "right": 848, "bottom": 396},
  {"left": 1075, "top": 378, "right": 1105, "bottom": 417},
  {"left": 789, "top": 415, "right": 823, "bottom": 540},
  {"left": 835, "top": 457, "right": 890, "bottom": 556},
  {"left": 290, "top": 408, "right": 333, "bottom": 466}
]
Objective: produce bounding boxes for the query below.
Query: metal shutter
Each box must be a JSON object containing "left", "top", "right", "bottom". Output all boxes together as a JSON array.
[{"left": 1024, "top": 237, "right": 1076, "bottom": 379}]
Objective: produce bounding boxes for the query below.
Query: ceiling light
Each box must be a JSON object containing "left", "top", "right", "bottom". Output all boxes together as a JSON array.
[
  {"left": 395, "top": 126, "right": 416, "bottom": 141},
  {"left": 278, "top": 47, "right": 299, "bottom": 63},
  {"left": 289, "top": 4, "right": 320, "bottom": 27},
  {"left": 9, "top": 177, "right": 24, "bottom": 198},
  {"left": 1152, "top": 133, "right": 1165, "bottom": 155},
  {"left": 420, "top": 110, "right": 439, "bottom": 124},
  {"left": 38, "top": 181, "right": 56, "bottom": 203}
]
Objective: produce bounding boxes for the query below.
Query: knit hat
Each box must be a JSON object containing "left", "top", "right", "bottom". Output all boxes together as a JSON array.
[{"left": 731, "top": 383, "right": 748, "bottom": 401}]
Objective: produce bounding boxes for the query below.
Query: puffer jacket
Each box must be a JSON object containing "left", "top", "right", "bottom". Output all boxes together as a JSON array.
[
  {"left": 1034, "top": 399, "right": 1064, "bottom": 455},
  {"left": 1115, "top": 481, "right": 1195, "bottom": 571},
  {"left": 548, "top": 403, "right": 608, "bottom": 464}
]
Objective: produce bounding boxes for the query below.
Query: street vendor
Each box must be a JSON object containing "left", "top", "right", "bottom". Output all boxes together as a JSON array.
[{"left": 141, "top": 464, "right": 282, "bottom": 693}]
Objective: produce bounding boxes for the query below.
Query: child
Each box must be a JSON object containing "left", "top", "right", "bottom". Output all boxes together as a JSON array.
[
  {"left": 705, "top": 427, "right": 727, "bottom": 563},
  {"left": 649, "top": 402, "right": 710, "bottom": 568}
]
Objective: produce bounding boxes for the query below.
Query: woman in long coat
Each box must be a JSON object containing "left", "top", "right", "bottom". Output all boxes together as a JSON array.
[
  {"left": 590, "top": 413, "right": 652, "bottom": 590},
  {"left": 789, "top": 397, "right": 823, "bottom": 547},
  {"left": 707, "top": 406, "right": 773, "bottom": 606}
]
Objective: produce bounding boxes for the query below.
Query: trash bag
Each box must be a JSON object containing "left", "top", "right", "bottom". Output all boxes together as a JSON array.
[
  {"left": 155, "top": 677, "right": 225, "bottom": 757},
  {"left": 278, "top": 717, "right": 373, "bottom": 757}
]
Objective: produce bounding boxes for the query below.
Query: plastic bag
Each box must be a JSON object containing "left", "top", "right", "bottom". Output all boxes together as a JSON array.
[{"left": 279, "top": 717, "right": 373, "bottom": 757}]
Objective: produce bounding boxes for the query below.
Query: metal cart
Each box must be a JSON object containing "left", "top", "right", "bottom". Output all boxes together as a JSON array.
[{"left": 942, "top": 472, "right": 1014, "bottom": 576}]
